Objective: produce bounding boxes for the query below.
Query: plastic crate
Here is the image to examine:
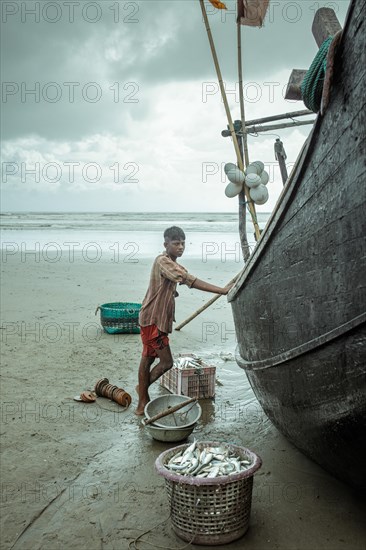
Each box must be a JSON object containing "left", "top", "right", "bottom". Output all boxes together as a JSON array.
[{"left": 160, "top": 354, "right": 216, "bottom": 399}]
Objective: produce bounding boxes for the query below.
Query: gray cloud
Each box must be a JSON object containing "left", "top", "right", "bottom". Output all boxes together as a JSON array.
[
  {"left": 2, "top": 1, "right": 350, "bottom": 141},
  {"left": 1, "top": 0, "right": 351, "bottom": 211}
]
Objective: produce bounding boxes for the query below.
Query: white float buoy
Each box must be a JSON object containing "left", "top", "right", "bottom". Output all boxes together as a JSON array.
[
  {"left": 260, "top": 170, "right": 269, "bottom": 185},
  {"left": 245, "top": 173, "right": 261, "bottom": 188},
  {"left": 225, "top": 182, "right": 242, "bottom": 198},
  {"left": 224, "top": 163, "right": 237, "bottom": 174},
  {"left": 250, "top": 184, "right": 269, "bottom": 205},
  {"left": 226, "top": 168, "right": 245, "bottom": 185},
  {"left": 244, "top": 164, "right": 258, "bottom": 176},
  {"left": 251, "top": 161, "right": 265, "bottom": 174}
]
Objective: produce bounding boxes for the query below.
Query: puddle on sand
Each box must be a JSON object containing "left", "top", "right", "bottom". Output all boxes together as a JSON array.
[{"left": 156, "top": 351, "right": 272, "bottom": 440}]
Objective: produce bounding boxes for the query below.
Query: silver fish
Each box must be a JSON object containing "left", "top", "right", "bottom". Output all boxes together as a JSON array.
[
  {"left": 165, "top": 442, "right": 253, "bottom": 477},
  {"left": 168, "top": 452, "right": 183, "bottom": 465},
  {"left": 167, "top": 461, "right": 191, "bottom": 474},
  {"left": 183, "top": 439, "right": 196, "bottom": 455},
  {"left": 185, "top": 457, "right": 199, "bottom": 474},
  {"left": 202, "top": 452, "right": 213, "bottom": 466},
  {"left": 207, "top": 466, "right": 220, "bottom": 478},
  {"left": 174, "top": 356, "right": 203, "bottom": 371}
]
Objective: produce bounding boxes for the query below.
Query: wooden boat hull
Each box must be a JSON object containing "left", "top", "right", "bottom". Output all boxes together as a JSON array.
[
  {"left": 236, "top": 320, "right": 366, "bottom": 489},
  {"left": 229, "top": 0, "right": 366, "bottom": 489}
]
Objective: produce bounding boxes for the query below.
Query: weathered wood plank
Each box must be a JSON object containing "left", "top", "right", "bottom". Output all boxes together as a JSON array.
[
  {"left": 284, "top": 69, "right": 307, "bottom": 100},
  {"left": 285, "top": 8, "right": 343, "bottom": 101},
  {"left": 312, "top": 7, "right": 342, "bottom": 46}
]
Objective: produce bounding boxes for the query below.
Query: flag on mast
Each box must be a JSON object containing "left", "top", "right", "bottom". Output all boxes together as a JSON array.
[
  {"left": 237, "top": 0, "right": 269, "bottom": 27},
  {"left": 208, "top": 0, "right": 227, "bottom": 9}
]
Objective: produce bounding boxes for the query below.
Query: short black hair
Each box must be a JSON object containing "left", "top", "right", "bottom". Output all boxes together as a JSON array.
[{"left": 164, "top": 226, "right": 185, "bottom": 241}]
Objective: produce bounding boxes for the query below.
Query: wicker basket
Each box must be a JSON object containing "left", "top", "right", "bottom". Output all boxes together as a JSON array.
[
  {"left": 155, "top": 441, "right": 262, "bottom": 546},
  {"left": 95, "top": 302, "right": 141, "bottom": 334}
]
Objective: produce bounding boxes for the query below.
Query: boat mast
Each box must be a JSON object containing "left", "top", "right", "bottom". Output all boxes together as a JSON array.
[
  {"left": 198, "top": 0, "right": 261, "bottom": 243},
  {"left": 237, "top": 21, "right": 251, "bottom": 261}
]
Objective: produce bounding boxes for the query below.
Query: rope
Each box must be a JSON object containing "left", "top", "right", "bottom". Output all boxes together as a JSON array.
[
  {"left": 128, "top": 513, "right": 195, "bottom": 549},
  {"left": 300, "top": 36, "right": 333, "bottom": 113}
]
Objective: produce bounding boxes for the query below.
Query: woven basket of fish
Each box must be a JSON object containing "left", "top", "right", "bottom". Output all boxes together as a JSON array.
[
  {"left": 95, "top": 302, "right": 141, "bottom": 334},
  {"left": 155, "top": 440, "right": 262, "bottom": 546}
]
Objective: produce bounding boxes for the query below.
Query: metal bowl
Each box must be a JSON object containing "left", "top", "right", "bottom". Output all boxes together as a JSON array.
[
  {"left": 144, "top": 394, "right": 202, "bottom": 429},
  {"left": 145, "top": 423, "right": 196, "bottom": 442}
]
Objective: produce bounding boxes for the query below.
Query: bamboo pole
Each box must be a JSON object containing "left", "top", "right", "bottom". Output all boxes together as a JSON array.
[
  {"left": 221, "top": 111, "right": 314, "bottom": 136},
  {"left": 199, "top": 0, "right": 261, "bottom": 242},
  {"left": 142, "top": 397, "right": 197, "bottom": 426},
  {"left": 245, "top": 109, "right": 313, "bottom": 126},
  {"left": 246, "top": 119, "right": 315, "bottom": 134},
  {"left": 237, "top": 22, "right": 250, "bottom": 167},
  {"left": 236, "top": 20, "right": 250, "bottom": 261},
  {"left": 175, "top": 274, "right": 239, "bottom": 331}
]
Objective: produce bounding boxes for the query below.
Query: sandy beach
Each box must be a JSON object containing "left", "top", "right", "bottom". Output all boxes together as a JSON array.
[{"left": 1, "top": 250, "right": 366, "bottom": 550}]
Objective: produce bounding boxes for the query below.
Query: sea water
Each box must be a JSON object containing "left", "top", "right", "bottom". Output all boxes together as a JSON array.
[{"left": 0, "top": 211, "right": 271, "bottom": 260}]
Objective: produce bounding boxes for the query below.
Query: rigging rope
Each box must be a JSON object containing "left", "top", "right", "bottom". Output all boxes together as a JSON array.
[{"left": 300, "top": 36, "right": 333, "bottom": 113}]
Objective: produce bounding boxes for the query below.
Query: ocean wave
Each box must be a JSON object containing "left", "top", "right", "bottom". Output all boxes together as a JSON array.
[{"left": 0, "top": 211, "right": 270, "bottom": 234}]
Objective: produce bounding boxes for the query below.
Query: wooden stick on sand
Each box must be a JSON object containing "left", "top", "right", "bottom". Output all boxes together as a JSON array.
[{"left": 142, "top": 397, "right": 197, "bottom": 426}]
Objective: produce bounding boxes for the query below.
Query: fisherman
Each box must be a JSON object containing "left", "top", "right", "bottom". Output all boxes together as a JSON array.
[{"left": 135, "top": 226, "right": 231, "bottom": 415}]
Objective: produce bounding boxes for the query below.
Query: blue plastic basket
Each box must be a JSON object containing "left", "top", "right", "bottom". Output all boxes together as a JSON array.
[{"left": 95, "top": 302, "right": 141, "bottom": 334}]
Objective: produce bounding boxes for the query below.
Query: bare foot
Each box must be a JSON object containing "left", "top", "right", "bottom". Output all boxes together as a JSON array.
[
  {"left": 134, "top": 395, "right": 150, "bottom": 416},
  {"left": 136, "top": 385, "right": 150, "bottom": 401}
]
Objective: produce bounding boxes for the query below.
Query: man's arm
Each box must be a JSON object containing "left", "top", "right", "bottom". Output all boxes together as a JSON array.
[{"left": 191, "top": 278, "right": 232, "bottom": 295}]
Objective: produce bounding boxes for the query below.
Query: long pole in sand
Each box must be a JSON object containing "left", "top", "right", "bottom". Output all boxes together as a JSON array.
[
  {"left": 175, "top": 274, "right": 239, "bottom": 331},
  {"left": 199, "top": 0, "right": 261, "bottom": 242}
]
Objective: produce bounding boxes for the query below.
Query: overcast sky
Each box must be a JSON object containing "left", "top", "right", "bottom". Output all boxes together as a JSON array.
[{"left": 1, "top": 0, "right": 350, "bottom": 212}]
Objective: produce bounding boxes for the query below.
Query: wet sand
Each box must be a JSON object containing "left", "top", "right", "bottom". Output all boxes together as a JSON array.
[{"left": 1, "top": 253, "right": 365, "bottom": 550}]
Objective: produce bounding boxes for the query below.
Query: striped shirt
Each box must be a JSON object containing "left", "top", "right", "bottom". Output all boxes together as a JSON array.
[{"left": 139, "top": 253, "right": 196, "bottom": 334}]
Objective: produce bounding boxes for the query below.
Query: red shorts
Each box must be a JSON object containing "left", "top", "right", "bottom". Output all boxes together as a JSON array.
[{"left": 140, "top": 324, "right": 169, "bottom": 358}]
